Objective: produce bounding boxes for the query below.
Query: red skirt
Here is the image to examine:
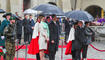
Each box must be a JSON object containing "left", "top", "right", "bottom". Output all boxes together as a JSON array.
[
  {"left": 65, "top": 41, "right": 72, "bottom": 55},
  {"left": 28, "top": 36, "right": 39, "bottom": 55}
]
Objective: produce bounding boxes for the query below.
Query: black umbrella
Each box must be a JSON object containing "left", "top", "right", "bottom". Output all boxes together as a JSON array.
[
  {"left": 0, "top": 9, "right": 5, "bottom": 13},
  {"left": 32, "top": 4, "right": 64, "bottom": 15},
  {"left": 66, "top": 10, "right": 94, "bottom": 21}
]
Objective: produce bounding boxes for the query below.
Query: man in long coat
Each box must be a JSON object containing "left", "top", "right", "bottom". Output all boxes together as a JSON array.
[
  {"left": 48, "top": 14, "right": 59, "bottom": 60},
  {"left": 23, "top": 14, "right": 30, "bottom": 43}
]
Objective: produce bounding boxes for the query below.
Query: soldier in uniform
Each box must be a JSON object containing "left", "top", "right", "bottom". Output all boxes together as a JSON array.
[{"left": 4, "top": 17, "right": 16, "bottom": 60}]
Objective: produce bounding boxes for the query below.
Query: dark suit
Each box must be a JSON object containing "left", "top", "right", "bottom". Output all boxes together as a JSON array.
[
  {"left": 23, "top": 18, "right": 30, "bottom": 43},
  {"left": 48, "top": 21, "right": 59, "bottom": 60},
  {"left": 16, "top": 19, "right": 23, "bottom": 44},
  {"left": 29, "top": 19, "right": 35, "bottom": 42}
]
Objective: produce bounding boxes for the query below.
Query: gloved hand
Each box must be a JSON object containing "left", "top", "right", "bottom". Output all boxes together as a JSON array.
[{"left": 1, "top": 36, "right": 5, "bottom": 40}]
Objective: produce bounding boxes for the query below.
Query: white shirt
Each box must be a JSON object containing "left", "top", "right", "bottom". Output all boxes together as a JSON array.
[{"left": 67, "top": 27, "right": 75, "bottom": 43}]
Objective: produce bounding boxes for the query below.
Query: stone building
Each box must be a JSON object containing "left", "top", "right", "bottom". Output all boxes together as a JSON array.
[{"left": 0, "top": 0, "right": 105, "bottom": 18}]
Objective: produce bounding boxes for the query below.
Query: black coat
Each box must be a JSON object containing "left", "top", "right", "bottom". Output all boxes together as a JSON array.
[
  {"left": 48, "top": 21, "right": 59, "bottom": 52},
  {"left": 16, "top": 19, "right": 23, "bottom": 34},
  {"left": 29, "top": 19, "right": 35, "bottom": 33},
  {"left": 64, "top": 20, "right": 70, "bottom": 35},
  {"left": 23, "top": 18, "right": 30, "bottom": 34},
  {"left": 72, "top": 26, "right": 83, "bottom": 50}
]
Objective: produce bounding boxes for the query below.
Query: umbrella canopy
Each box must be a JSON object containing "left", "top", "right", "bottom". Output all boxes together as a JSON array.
[
  {"left": 32, "top": 4, "right": 64, "bottom": 15},
  {"left": 66, "top": 10, "right": 94, "bottom": 21},
  {"left": 24, "top": 9, "right": 37, "bottom": 14},
  {"left": 65, "top": 11, "right": 71, "bottom": 17},
  {"left": 0, "top": 9, "right": 5, "bottom": 13}
]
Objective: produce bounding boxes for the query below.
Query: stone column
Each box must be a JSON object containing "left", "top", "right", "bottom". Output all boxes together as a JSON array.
[
  {"left": 0, "top": 0, "right": 7, "bottom": 21},
  {"left": 6, "top": 0, "right": 11, "bottom": 12},
  {"left": 57, "top": 0, "right": 63, "bottom": 9},
  {"left": 62, "top": 0, "right": 72, "bottom": 12},
  {"left": 76, "top": 0, "right": 82, "bottom": 10},
  {"left": 10, "top": 0, "right": 23, "bottom": 16}
]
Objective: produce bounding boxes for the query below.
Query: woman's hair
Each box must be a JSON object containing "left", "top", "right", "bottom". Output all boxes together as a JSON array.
[
  {"left": 36, "top": 14, "right": 45, "bottom": 21},
  {"left": 85, "top": 21, "right": 90, "bottom": 25}
]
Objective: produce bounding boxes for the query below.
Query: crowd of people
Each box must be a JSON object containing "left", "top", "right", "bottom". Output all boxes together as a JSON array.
[{"left": 0, "top": 12, "right": 95, "bottom": 60}]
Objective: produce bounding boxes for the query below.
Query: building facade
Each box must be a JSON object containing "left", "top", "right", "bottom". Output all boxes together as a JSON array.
[{"left": 0, "top": 0, "right": 105, "bottom": 18}]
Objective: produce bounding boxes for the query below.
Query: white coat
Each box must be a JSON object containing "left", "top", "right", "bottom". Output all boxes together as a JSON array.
[
  {"left": 67, "top": 27, "right": 75, "bottom": 43},
  {"left": 38, "top": 21, "right": 49, "bottom": 50}
]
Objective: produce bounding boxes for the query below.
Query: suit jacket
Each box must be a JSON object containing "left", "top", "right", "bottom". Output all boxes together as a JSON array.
[
  {"left": 48, "top": 21, "right": 59, "bottom": 52},
  {"left": 16, "top": 19, "right": 23, "bottom": 34},
  {"left": 29, "top": 19, "right": 35, "bottom": 33},
  {"left": 23, "top": 18, "right": 30, "bottom": 34}
]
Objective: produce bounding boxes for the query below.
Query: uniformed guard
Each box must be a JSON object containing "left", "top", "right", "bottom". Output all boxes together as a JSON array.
[{"left": 4, "top": 17, "right": 16, "bottom": 60}]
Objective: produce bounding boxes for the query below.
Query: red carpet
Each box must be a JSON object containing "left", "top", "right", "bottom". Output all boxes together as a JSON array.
[
  {"left": 66, "top": 59, "right": 104, "bottom": 60},
  {"left": 16, "top": 45, "right": 67, "bottom": 49},
  {"left": 0, "top": 56, "right": 103, "bottom": 60}
]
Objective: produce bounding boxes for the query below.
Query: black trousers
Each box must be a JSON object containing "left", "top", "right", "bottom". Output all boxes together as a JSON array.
[
  {"left": 49, "top": 51, "right": 56, "bottom": 60},
  {"left": 29, "top": 33, "right": 33, "bottom": 43},
  {"left": 82, "top": 45, "right": 88, "bottom": 58},
  {"left": 17, "top": 34, "right": 22, "bottom": 44},
  {"left": 75, "top": 49, "right": 81, "bottom": 60},
  {"left": 24, "top": 33, "right": 30, "bottom": 43},
  {"left": 36, "top": 53, "right": 40, "bottom": 60},
  {"left": 72, "top": 50, "right": 75, "bottom": 60}
]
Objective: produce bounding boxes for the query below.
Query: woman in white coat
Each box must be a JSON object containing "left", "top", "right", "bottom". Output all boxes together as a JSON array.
[{"left": 39, "top": 15, "right": 49, "bottom": 60}]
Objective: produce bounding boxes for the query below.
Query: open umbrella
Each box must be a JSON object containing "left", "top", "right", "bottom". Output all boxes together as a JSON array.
[
  {"left": 24, "top": 9, "right": 37, "bottom": 14},
  {"left": 32, "top": 4, "right": 64, "bottom": 15},
  {"left": 0, "top": 9, "right": 5, "bottom": 13},
  {"left": 65, "top": 11, "right": 71, "bottom": 17},
  {"left": 66, "top": 10, "right": 94, "bottom": 21}
]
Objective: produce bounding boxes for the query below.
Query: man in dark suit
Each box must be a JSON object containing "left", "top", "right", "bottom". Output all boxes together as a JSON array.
[
  {"left": 29, "top": 14, "right": 35, "bottom": 43},
  {"left": 48, "top": 14, "right": 59, "bottom": 60},
  {"left": 23, "top": 14, "right": 30, "bottom": 43},
  {"left": 16, "top": 17, "right": 23, "bottom": 44}
]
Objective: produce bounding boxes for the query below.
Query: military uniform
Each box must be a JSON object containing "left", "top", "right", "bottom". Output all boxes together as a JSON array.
[{"left": 4, "top": 23, "right": 16, "bottom": 60}]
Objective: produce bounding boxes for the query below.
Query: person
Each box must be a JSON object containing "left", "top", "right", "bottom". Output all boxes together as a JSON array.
[
  {"left": 71, "top": 21, "right": 84, "bottom": 60},
  {"left": 16, "top": 17, "right": 23, "bottom": 44},
  {"left": 29, "top": 14, "right": 35, "bottom": 43},
  {"left": 39, "top": 15, "right": 49, "bottom": 60},
  {"left": 23, "top": 14, "right": 30, "bottom": 43},
  {"left": 45, "top": 16, "right": 51, "bottom": 24},
  {"left": 48, "top": 14, "right": 59, "bottom": 60},
  {"left": 28, "top": 15, "right": 43, "bottom": 60},
  {"left": 82, "top": 21, "right": 95, "bottom": 60},
  {"left": 67, "top": 21, "right": 78, "bottom": 60},
  {"left": 0, "top": 13, "right": 12, "bottom": 60},
  {"left": 64, "top": 18, "right": 71, "bottom": 44},
  {"left": 4, "top": 17, "right": 16, "bottom": 60}
]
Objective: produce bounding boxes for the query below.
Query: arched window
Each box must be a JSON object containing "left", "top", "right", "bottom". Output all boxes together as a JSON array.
[{"left": 85, "top": 5, "right": 102, "bottom": 18}]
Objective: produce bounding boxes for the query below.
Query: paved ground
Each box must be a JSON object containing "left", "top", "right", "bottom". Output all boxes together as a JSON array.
[{"left": 15, "top": 40, "right": 105, "bottom": 60}]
